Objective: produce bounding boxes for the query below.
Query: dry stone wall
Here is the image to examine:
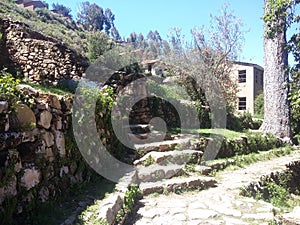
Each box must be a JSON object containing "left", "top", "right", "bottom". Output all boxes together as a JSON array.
[
  {"left": 0, "top": 85, "right": 98, "bottom": 218},
  {"left": 0, "top": 18, "right": 89, "bottom": 84}
]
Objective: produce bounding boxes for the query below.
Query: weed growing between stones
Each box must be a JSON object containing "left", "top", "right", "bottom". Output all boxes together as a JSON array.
[
  {"left": 142, "top": 155, "right": 156, "bottom": 167},
  {"left": 116, "top": 184, "right": 141, "bottom": 224},
  {"left": 240, "top": 159, "right": 300, "bottom": 212}
]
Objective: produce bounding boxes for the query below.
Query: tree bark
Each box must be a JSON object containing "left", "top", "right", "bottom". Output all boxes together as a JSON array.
[{"left": 260, "top": 0, "right": 291, "bottom": 139}]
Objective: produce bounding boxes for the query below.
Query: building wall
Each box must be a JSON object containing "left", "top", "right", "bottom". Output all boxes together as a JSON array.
[
  {"left": 17, "top": 1, "right": 46, "bottom": 10},
  {"left": 231, "top": 62, "right": 264, "bottom": 115}
]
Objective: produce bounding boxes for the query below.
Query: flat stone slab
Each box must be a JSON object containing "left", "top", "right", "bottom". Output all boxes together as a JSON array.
[
  {"left": 277, "top": 206, "right": 300, "bottom": 225},
  {"left": 140, "top": 176, "right": 217, "bottom": 195},
  {"left": 134, "top": 149, "right": 203, "bottom": 166},
  {"left": 123, "top": 124, "right": 152, "bottom": 134},
  {"left": 134, "top": 134, "right": 196, "bottom": 154},
  {"left": 128, "top": 131, "right": 172, "bottom": 144},
  {"left": 194, "top": 165, "right": 213, "bottom": 175},
  {"left": 137, "top": 164, "right": 184, "bottom": 183}
]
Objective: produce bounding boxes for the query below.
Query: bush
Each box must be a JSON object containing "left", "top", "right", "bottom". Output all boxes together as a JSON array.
[
  {"left": 0, "top": 69, "right": 21, "bottom": 112},
  {"left": 254, "top": 92, "right": 264, "bottom": 116},
  {"left": 226, "top": 112, "right": 242, "bottom": 131}
]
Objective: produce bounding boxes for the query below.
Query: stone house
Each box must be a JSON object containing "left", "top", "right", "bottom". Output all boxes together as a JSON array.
[
  {"left": 142, "top": 59, "right": 162, "bottom": 75},
  {"left": 231, "top": 61, "right": 264, "bottom": 115},
  {"left": 16, "top": 0, "right": 47, "bottom": 10}
]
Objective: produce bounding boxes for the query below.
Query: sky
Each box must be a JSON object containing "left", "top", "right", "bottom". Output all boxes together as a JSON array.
[{"left": 45, "top": 0, "right": 266, "bottom": 66}]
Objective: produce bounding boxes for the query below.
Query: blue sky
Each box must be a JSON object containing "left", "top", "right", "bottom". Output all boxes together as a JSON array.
[{"left": 45, "top": 0, "right": 265, "bottom": 66}]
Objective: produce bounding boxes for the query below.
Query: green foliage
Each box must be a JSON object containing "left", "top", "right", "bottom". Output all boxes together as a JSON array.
[
  {"left": 77, "top": 2, "right": 105, "bottom": 31},
  {"left": 0, "top": 69, "right": 21, "bottom": 112},
  {"left": 142, "top": 155, "right": 156, "bottom": 166},
  {"left": 88, "top": 31, "right": 112, "bottom": 63},
  {"left": 263, "top": 0, "right": 293, "bottom": 38},
  {"left": 116, "top": 184, "right": 141, "bottom": 223},
  {"left": 254, "top": 91, "right": 264, "bottom": 116},
  {"left": 147, "top": 79, "right": 189, "bottom": 101},
  {"left": 241, "top": 166, "right": 300, "bottom": 211},
  {"left": 52, "top": 3, "right": 72, "bottom": 18},
  {"left": 0, "top": 0, "right": 88, "bottom": 56},
  {"left": 0, "top": 197, "right": 17, "bottom": 225},
  {"left": 226, "top": 111, "right": 242, "bottom": 131}
]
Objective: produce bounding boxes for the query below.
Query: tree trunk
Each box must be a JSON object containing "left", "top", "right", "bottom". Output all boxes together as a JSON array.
[{"left": 260, "top": 0, "right": 291, "bottom": 139}]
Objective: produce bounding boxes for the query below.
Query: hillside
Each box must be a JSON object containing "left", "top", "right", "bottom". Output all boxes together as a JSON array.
[{"left": 0, "top": 0, "right": 88, "bottom": 56}]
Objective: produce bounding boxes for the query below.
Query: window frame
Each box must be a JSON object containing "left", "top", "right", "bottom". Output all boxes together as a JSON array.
[
  {"left": 238, "top": 70, "right": 247, "bottom": 83},
  {"left": 238, "top": 97, "right": 247, "bottom": 110}
]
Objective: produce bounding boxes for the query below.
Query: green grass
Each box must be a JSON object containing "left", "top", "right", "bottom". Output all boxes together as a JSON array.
[
  {"left": 196, "top": 128, "right": 245, "bottom": 139},
  {"left": 253, "top": 114, "right": 264, "bottom": 119},
  {"left": 207, "top": 146, "right": 294, "bottom": 172},
  {"left": 24, "top": 82, "right": 73, "bottom": 95},
  {"left": 0, "top": 0, "right": 88, "bottom": 56},
  {"left": 147, "top": 79, "right": 189, "bottom": 101},
  {"left": 170, "top": 128, "right": 246, "bottom": 139}
]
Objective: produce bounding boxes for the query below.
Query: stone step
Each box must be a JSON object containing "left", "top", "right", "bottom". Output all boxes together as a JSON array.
[
  {"left": 134, "top": 149, "right": 203, "bottom": 166},
  {"left": 194, "top": 165, "right": 213, "bottom": 175},
  {"left": 123, "top": 124, "right": 152, "bottom": 134},
  {"left": 139, "top": 176, "right": 217, "bottom": 195},
  {"left": 127, "top": 131, "right": 173, "bottom": 144},
  {"left": 134, "top": 134, "right": 196, "bottom": 155},
  {"left": 137, "top": 164, "right": 185, "bottom": 183}
]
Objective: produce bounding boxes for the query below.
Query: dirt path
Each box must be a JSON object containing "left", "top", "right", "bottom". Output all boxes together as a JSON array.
[{"left": 126, "top": 150, "right": 300, "bottom": 225}]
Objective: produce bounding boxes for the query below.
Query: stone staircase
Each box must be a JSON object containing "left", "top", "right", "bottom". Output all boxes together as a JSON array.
[{"left": 125, "top": 124, "right": 217, "bottom": 196}]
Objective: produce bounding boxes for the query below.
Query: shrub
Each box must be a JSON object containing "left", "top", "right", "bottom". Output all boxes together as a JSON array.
[
  {"left": 254, "top": 91, "right": 264, "bottom": 116},
  {"left": 226, "top": 112, "right": 242, "bottom": 131},
  {"left": 0, "top": 69, "right": 21, "bottom": 112}
]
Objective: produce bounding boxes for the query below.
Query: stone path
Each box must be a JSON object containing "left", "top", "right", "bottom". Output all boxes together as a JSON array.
[{"left": 125, "top": 150, "right": 300, "bottom": 225}]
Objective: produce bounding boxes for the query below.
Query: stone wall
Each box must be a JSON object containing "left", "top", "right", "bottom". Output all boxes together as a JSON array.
[
  {"left": 0, "top": 18, "right": 89, "bottom": 84},
  {"left": 0, "top": 85, "right": 97, "bottom": 220}
]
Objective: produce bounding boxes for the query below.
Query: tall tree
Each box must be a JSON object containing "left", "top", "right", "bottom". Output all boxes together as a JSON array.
[
  {"left": 52, "top": 3, "right": 72, "bottom": 18},
  {"left": 111, "top": 26, "right": 121, "bottom": 41},
  {"left": 104, "top": 8, "right": 114, "bottom": 35},
  {"left": 77, "top": 2, "right": 105, "bottom": 31},
  {"left": 165, "top": 4, "right": 243, "bottom": 109},
  {"left": 260, "top": 0, "right": 291, "bottom": 139}
]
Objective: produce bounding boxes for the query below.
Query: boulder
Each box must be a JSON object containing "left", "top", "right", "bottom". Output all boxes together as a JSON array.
[
  {"left": 16, "top": 104, "right": 36, "bottom": 131},
  {"left": 38, "top": 110, "right": 52, "bottom": 129}
]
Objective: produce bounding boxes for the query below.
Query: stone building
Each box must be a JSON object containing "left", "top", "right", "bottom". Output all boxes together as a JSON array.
[
  {"left": 16, "top": 0, "right": 47, "bottom": 10},
  {"left": 231, "top": 61, "right": 264, "bottom": 115}
]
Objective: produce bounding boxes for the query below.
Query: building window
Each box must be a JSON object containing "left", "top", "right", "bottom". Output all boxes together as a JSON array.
[
  {"left": 238, "top": 70, "right": 246, "bottom": 83},
  {"left": 238, "top": 97, "right": 246, "bottom": 110}
]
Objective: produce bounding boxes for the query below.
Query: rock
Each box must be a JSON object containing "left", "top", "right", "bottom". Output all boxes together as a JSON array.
[
  {"left": 97, "top": 194, "right": 123, "bottom": 224},
  {"left": 38, "top": 110, "right": 52, "bottom": 129},
  {"left": 54, "top": 116, "right": 62, "bottom": 130},
  {"left": 45, "top": 148, "right": 55, "bottom": 162},
  {"left": 194, "top": 165, "right": 212, "bottom": 175},
  {"left": 279, "top": 206, "right": 300, "bottom": 224},
  {"left": 48, "top": 94, "right": 61, "bottom": 110},
  {"left": 115, "top": 170, "right": 138, "bottom": 192},
  {"left": 134, "top": 150, "right": 203, "bottom": 166},
  {"left": 139, "top": 176, "right": 217, "bottom": 195},
  {"left": 188, "top": 209, "right": 217, "bottom": 220},
  {"left": 0, "top": 101, "right": 8, "bottom": 113},
  {"left": 21, "top": 167, "right": 40, "bottom": 190},
  {"left": 16, "top": 104, "right": 36, "bottom": 130},
  {"left": 54, "top": 131, "right": 66, "bottom": 156},
  {"left": 137, "top": 164, "right": 184, "bottom": 183},
  {"left": 43, "top": 131, "right": 54, "bottom": 147},
  {"left": 60, "top": 166, "right": 69, "bottom": 177},
  {"left": 36, "top": 98, "right": 49, "bottom": 110}
]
